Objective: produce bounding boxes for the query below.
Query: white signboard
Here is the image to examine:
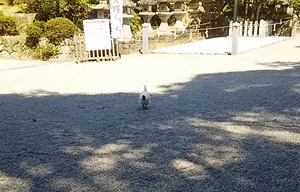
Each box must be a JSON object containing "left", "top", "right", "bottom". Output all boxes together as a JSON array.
[
  {"left": 83, "top": 19, "right": 111, "bottom": 51},
  {"left": 110, "top": 0, "right": 123, "bottom": 39}
]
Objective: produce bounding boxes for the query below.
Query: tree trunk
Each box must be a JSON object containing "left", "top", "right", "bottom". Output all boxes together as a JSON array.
[
  {"left": 244, "top": 0, "right": 248, "bottom": 19},
  {"left": 255, "top": 3, "right": 262, "bottom": 21},
  {"left": 56, "top": 0, "right": 60, "bottom": 17}
]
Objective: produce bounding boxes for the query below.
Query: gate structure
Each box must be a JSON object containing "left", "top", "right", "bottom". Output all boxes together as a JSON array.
[
  {"left": 74, "top": 35, "right": 120, "bottom": 62},
  {"left": 75, "top": 19, "right": 121, "bottom": 63}
]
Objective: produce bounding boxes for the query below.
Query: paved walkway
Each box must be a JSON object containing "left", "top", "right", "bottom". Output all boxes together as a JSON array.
[
  {"left": 152, "top": 36, "right": 289, "bottom": 55},
  {"left": 0, "top": 35, "right": 300, "bottom": 192}
]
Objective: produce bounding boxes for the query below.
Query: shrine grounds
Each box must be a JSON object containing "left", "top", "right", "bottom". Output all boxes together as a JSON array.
[{"left": 0, "top": 35, "right": 300, "bottom": 191}]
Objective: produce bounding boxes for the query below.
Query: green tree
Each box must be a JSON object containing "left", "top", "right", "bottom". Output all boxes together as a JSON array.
[
  {"left": 25, "top": 0, "right": 92, "bottom": 28},
  {"left": 289, "top": 0, "right": 300, "bottom": 15}
]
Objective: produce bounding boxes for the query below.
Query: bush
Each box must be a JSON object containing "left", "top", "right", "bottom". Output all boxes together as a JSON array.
[
  {"left": 44, "top": 17, "right": 77, "bottom": 45},
  {"left": 25, "top": 21, "right": 45, "bottom": 48},
  {"left": 0, "top": 15, "right": 19, "bottom": 36},
  {"left": 32, "top": 43, "right": 59, "bottom": 61},
  {"left": 33, "top": 21, "right": 45, "bottom": 32},
  {"left": 26, "top": 23, "right": 43, "bottom": 38}
]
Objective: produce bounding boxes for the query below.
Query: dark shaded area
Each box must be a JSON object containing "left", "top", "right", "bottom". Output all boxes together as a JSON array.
[{"left": 1, "top": 61, "right": 300, "bottom": 191}]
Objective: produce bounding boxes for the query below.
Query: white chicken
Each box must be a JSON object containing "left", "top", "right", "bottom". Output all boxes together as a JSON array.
[{"left": 139, "top": 85, "right": 151, "bottom": 109}]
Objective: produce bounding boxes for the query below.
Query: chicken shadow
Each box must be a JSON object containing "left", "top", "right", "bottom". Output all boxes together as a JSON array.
[{"left": 1, "top": 62, "right": 300, "bottom": 191}]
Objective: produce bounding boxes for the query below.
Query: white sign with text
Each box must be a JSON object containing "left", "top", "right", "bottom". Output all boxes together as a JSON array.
[
  {"left": 110, "top": 0, "right": 123, "bottom": 39},
  {"left": 83, "top": 19, "right": 111, "bottom": 51}
]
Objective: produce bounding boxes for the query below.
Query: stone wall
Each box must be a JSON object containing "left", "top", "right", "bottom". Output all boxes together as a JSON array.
[
  {"left": 0, "top": 36, "right": 30, "bottom": 59},
  {"left": 0, "top": 32, "right": 205, "bottom": 61},
  {"left": 118, "top": 32, "right": 205, "bottom": 55}
]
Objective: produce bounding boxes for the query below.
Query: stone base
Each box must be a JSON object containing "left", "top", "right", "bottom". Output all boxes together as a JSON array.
[
  {"left": 158, "top": 22, "right": 172, "bottom": 36},
  {"left": 172, "top": 20, "right": 185, "bottom": 33},
  {"left": 122, "top": 24, "right": 133, "bottom": 40}
]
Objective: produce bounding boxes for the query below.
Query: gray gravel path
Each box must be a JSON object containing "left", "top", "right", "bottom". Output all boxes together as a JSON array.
[{"left": 1, "top": 36, "right": 300, "bottom": 192}]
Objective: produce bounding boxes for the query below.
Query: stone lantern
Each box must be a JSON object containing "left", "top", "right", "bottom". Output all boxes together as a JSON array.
[
  {"left": 170, "top": 0, "right": 191, "bottom": 32},
  {"left": 91, "top": 0, "right": 109, "bottom": 19},
  {"left": 122, "top": 0, "right": 135, "bottom": 40},
  {"left": 138, "top": 0, "right": 157, "bottom": 35},
  {"left": 156, "top": 0, "right": 173, "bottom": 35}
]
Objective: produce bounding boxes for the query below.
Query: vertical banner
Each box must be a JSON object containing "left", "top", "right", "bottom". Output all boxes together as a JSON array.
[
  {"left": 110, "top": 0, "right": 123, "bottom": 39},
  {"left": 83, "top": 19, "right": 111, "bottom": 51}
]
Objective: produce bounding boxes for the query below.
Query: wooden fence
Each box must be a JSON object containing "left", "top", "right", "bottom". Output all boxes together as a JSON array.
[
  {"left": 74, "top": 35, "right": 120, "bottom": 62},
  {"left": 228, "top": 19, "right": 273, "bottom": 37}
]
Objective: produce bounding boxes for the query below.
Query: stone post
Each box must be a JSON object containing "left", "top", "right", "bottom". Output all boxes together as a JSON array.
[
  {"left": 291, "top": 14, "right": 298, "bottom": 37},
  {"left": 229, "top": 20, "right": 233, "bottom": 37},
  {"left": 259, "top": 19, "right": 266, "bottom": 37},
  {"left": 142, "top": 24, "right": 149, "bottom": 54},
  {"left": 231, "top": 22, "right": 239, "bottom": 56}
]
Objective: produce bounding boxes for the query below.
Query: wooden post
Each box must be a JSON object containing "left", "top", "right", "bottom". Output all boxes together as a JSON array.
[
  {"left": 248, "top": 21, "right": 253, "bottom": 37},
  {"left": 254, "top": 21, "right": 258, "bottom": 36},
  {"left": 239, "top": 21, "right": 243, "bottom": 36},
  {"left": 243, "top": 20, "right": 248, "bottom": 36}
]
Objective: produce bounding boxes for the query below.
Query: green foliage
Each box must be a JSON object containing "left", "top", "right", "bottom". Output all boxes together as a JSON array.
[
  {"left": 130, "top": 8, "right": 142, "bottom": 39},
  {"left": 0, "top": 15, "right": 19, "bottom": 36},
  {"left": 13, "top": 0, "right": 25, "bottom": 5},
  {"left": 275, "top": 20, "right": 293, "bottom": 36},
  {"left": 32, "top": 20, "right": 45, "bottom": 32},
  {"left": 61, "top": 0, "right": 91, "bottom": 29},
  {"left": 290, "top": 0, "right": 300, "bottom": 15},
  {"left": 44, "top": 17, "right": 77, "bottom": 45},
  {"left": 26, "top": 23, "right": 42, "bottom": 38},
  {"left": 88, "top": 0, "right": 98, "bottom": 4},
  {"left": 25, "top": 0, "right": 91, "bottom": 29},
  {"left": 37, "top": 0, "right": 60, "bottom": 21},
  {"left": 32, "top": 43, "right": 59, "bottom": 60},
  {"left": 25, "top": 22, "right": 44, "bottom": 47}
]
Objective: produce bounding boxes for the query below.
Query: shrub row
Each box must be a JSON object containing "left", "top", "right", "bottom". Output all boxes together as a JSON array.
[{"left": 25, "top": 17, "right": 78, "bottom": 60}]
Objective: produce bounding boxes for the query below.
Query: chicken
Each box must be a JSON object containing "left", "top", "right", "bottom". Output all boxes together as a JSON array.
[{"left": 139, "top": 85, "right": 150, "bottom": 109}]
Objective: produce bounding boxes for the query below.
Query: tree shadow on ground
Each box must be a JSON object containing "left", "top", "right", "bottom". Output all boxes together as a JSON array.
[{"left": 1, "top": 62, "right": 300, "bottom": 192}]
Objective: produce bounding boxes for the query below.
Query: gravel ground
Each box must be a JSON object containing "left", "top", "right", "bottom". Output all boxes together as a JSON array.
[{"left": 1, "top": 36, "right": 300, "bottom": 192}]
